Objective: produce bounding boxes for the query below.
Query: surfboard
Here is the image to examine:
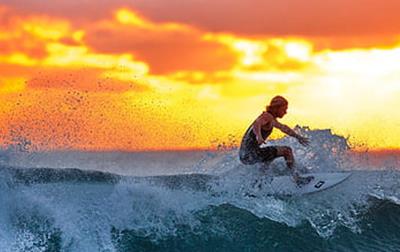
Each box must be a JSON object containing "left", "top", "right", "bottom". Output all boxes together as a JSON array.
[{"left": 268, "top": 172, "right": 351, "bottom": 196}]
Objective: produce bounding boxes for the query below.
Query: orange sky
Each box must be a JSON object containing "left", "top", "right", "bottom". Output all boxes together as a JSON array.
[{"left": 1, "top": 1, "right": 400, "bottom": 151}]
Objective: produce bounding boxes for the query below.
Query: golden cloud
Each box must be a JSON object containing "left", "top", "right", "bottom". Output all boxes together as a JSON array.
[{"left": 0, "top": 9, "right": 152, "bottom": 94}]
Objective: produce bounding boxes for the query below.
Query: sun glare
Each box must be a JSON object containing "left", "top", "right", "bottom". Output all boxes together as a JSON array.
[
  {"left": 115, "top": 8, "right": 148, "bottom": 27},
  {"left": 283, "top": 41, "right": 312, "bottom": 62}
]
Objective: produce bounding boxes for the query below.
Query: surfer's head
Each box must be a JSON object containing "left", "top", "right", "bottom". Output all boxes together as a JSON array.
[{"left": 267, "top": 95, "right": 288, "bottom": 118}]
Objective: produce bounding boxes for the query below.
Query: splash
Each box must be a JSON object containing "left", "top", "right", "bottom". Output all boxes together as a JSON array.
[
  {"left": 0, "top": 128, "right": 399, "bottom": 251},
  {"left": 195, "top": 126, "right": 400, "bottom": 237}
]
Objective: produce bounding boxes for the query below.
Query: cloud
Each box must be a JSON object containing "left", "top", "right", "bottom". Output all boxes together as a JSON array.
[
  {"left": 0, "top": 12, "right": 48, "bottom": 59},
  {"left": 3, "top": 0, "right": 400, "bottom": 45},
  {"left": 113, "top": 0, "right": 400, "bottom": 39},
  {"left": 0, "top": 6, "right": 237, "bottom": 76},
  {"left": 83, "top": 9, "right": 237, "bottom": 74},
  {"left": 0, "top": 9, "right": 152, "bottom": 93}
]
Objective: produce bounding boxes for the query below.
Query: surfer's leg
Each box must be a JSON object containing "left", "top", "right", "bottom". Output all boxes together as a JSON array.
[
  {"left": 275, "top": 146, "right": 294, "bottom": 169},
  {"left": 276, "top": 146, "right": 304, "bottom": 185},
  {"left": 275, "top": 146, "right": 314, "bottom": 185}
]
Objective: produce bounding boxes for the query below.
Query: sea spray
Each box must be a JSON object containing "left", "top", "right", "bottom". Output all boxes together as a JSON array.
[{"left": 0, "top": 128, "right": 399, "bottom": 251}]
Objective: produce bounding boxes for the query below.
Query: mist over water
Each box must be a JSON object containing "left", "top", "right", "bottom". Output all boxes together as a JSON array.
[{"left": 0, "top": 127, "right": 400, "bottom": 251}]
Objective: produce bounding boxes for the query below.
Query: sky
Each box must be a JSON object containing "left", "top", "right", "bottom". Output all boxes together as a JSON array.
[{"left": 0, "top": 0, "right": 400, "bottom": 151}]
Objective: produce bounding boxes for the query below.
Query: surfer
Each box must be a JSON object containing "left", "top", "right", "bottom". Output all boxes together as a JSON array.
[{"left": 239, "top": 95, "right": 313, "bottom": 185}]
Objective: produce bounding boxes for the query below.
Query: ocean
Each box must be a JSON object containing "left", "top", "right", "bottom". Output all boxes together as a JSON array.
[{"left": 0, "top": 128, "right": 400, "bottom": 252}]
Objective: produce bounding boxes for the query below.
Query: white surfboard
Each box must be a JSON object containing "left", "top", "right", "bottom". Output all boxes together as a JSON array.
[{"left": 267, "top": 172, "right": 351, "bottom": 196}]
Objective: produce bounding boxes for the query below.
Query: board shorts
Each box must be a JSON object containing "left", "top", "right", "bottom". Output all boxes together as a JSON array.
[
  {"left": 239, "top": 125, "right": 279, "bottom": 165},
  {"left": 239, "top": 145, "right": 278, "bottom": 165}
]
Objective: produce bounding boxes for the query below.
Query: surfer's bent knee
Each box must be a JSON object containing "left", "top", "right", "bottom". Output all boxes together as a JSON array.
[
  {"left": 276, "top": 146, "right": 292, "bottom": 157},
  {"left": 276, "top": 146, "right": 294, "bottom": 167}
]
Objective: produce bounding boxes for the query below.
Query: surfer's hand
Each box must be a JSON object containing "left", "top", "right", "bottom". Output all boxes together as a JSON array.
[{"left": 297, "top": 136, "right": 309, "bottom": 147}]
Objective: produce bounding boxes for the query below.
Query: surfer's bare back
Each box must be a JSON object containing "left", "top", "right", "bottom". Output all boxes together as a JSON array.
[{"left": 239, "top": 95, "right": 311, "bottom": 184}]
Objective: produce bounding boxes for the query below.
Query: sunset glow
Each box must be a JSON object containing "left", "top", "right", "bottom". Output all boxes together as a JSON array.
[{"left": 1, "top": 2, "right": 400, "bottom": 151}]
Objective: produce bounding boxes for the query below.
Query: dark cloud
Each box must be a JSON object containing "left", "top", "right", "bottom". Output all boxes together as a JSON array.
[{"left": 3, "top": 0, "right": 400, "bottom": 38}]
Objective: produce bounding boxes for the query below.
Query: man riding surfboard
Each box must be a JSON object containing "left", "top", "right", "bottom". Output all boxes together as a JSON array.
[{"left": 239, "top": 95, "right": 313, "bottom": 185}]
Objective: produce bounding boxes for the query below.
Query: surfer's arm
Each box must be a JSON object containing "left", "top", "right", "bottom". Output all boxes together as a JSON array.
[{"left": 272, "top": 120, "right": 309, "bottom": 146}]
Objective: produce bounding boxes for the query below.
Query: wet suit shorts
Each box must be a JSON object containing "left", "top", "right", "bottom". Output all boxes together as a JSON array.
[
  {"left": 240, "top": 146, "right": 278, "bottom": 165},
  {"left": 239, "top": 125, "right": 278, "bottom": 165}
]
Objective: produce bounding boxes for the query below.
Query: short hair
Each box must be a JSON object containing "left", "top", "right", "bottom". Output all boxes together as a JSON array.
[{"left": 266, "top": 96, "right": 288, "bottom": 114}]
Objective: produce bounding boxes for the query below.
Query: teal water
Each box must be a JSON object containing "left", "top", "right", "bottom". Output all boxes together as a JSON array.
[
  {"left": 0, "top": 166, "right": 400, "bottom": 252},
  {"left": 1, "top": 128, "right": 399, "bottom": 251}
]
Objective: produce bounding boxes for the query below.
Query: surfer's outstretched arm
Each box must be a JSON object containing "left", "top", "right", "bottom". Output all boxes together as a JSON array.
[{"left": 272, "top": 120, "right": 309, "bottom": 146}]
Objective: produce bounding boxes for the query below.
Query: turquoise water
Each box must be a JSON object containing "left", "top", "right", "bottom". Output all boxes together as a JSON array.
[
  {"left": 0, "top": 128, "right": 399, "bottom": 251},
  {"left": 0, "top": 166, "right": 400, "bottom": 252}
]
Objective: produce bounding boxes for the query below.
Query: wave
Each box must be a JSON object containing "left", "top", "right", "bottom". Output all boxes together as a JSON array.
[
  {"left": 1, "top": 127, "right": 400, "bottom": 251},
  {"left": 1, "top": 165, "right": 400, "bottom": 251}
]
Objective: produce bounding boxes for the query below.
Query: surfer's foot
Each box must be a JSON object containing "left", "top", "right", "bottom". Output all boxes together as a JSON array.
[{"left": 295, "top": 175, "right": 314, "bottom": 186}]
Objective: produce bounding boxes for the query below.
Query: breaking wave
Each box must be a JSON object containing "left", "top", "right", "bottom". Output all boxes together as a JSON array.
[{"left": 0, "top": 127, "right": 399, "bottom": 251}]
